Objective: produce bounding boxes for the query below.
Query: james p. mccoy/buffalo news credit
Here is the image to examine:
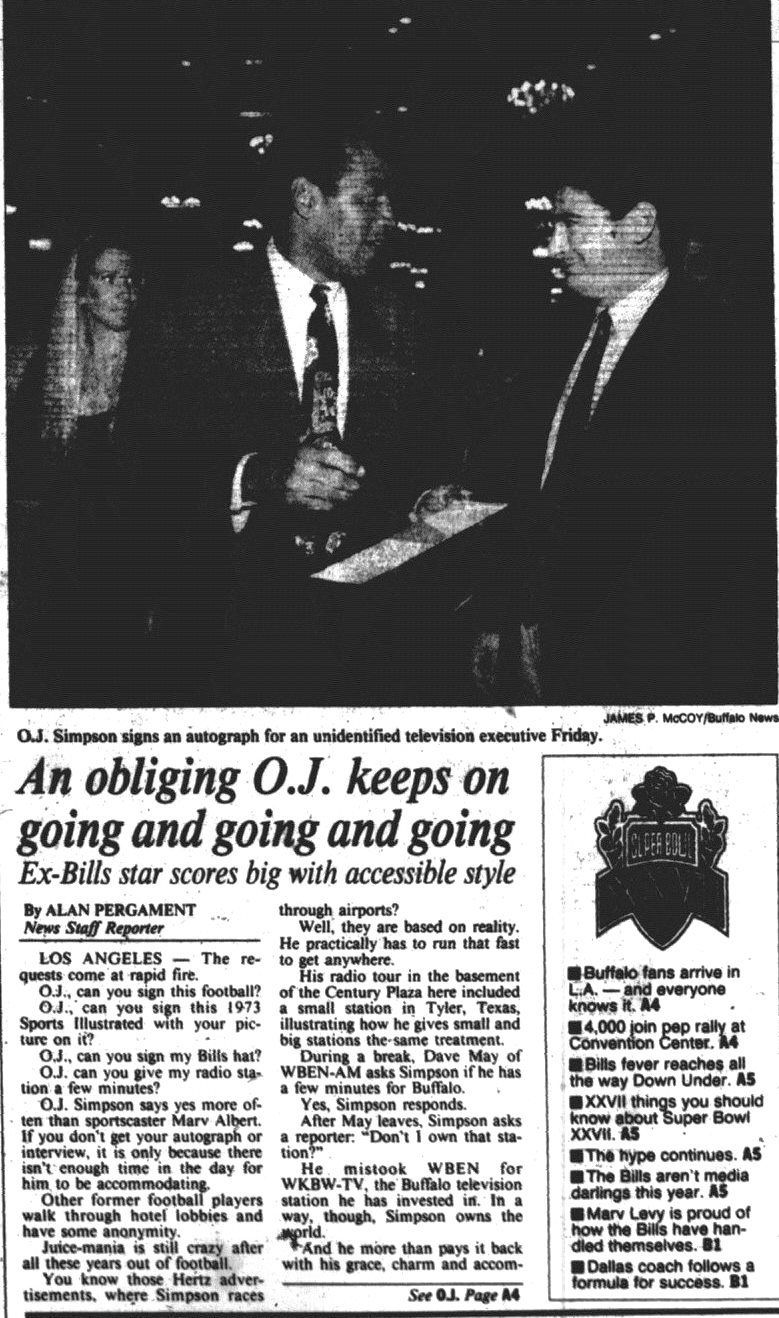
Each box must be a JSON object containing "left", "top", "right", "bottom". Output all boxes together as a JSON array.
[{"left": 2, "top": 2, "right": 778, "bottom": 1317}]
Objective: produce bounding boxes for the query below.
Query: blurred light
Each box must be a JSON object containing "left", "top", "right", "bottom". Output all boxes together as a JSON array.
[
  {"left": 182, "top": 197, "right": 201, "bottom": 208},
  {"left": 414, "top": 280, "right": 425, "bottom": 289},
  {"left": 396, "top": 220, "right": 440, "bottom": 235},
  {"left": 161, "top": 195, "right": 182, "bottom": 208},
  {"left": 410, "top": 266, "right": 428, "bottom": 275},
  {"left": 586, "top": 62, "right": 597, "bottom": 71},
  {"left": 669, "top": 27, "right": 677, "bottom": 34},
  {"left": 397, "top": 105, "right": 408, "bottom": 113},
  {"left": 399, "top": 15, "right": 412, "bottom": 23},
  {"left": 233, "top": 241, "right": 255, "bottom": 252},
  {"left": 525, "top": 196, "right": 552, "bottom": 211},
  {"left": 388, "top": 26, "right": 398, "bottom": 34},
  {"left": 507, "top": 80, "right": 575, "bottom": 111},
  {"left": 6, "top": 204, "right": 18, "bottom": 216},
  {"left": 180, "top": 59, "right": 191, "bottom": 67},
  {"left": 390, "top": 260, "right": 411, "bottom": 269},
  {"left": 243, "top": 218, "right": 263, "bottom": 229},
  {"left": 29, "top": 237, "right": 52, "bottom": 251},
  {"left": 240, "top": 110, "right": 268, "bottom": 119},
  {"left": 532, "top": 244, "right": 550, "bottom": 258},
  {"left": 244, "top": 58, "right": 263, "bottom": 66},
  {"left": 649, "top": 32, "right": 662, "bottom": 40}
]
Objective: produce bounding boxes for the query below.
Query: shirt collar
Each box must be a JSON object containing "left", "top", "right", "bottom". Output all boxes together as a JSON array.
[
  {"left": 267, "top": 238, "right": 343, "bottom": 301},
  {"left": 602, "top": 268, "right": 669, "bottom": 336}
]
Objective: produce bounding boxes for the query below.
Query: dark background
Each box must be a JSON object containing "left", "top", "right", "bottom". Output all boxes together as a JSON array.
[{"left": 4, "top": 0, "right": 773, "bottom": 381}]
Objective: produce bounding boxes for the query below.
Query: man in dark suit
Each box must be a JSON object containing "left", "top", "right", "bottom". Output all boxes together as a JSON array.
[
  {"left": 478, "top": 129, "right": 775, "bottom": 706},
  {"left": 127, "top": 116, "right": 466, "bottom": 703}
]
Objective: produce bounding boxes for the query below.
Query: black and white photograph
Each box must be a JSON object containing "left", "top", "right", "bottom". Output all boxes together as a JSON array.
[
  {"left": 5, "top": 0, "right": 776, "bottom": 707},
  {"left": 3, "top": 12, "right": 779, "bottom": 1312}
]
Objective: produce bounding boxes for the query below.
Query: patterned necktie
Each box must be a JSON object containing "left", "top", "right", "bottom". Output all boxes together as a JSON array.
[
  {"left": 301, "top": 283, "right": 339, "bottom": 440},
  {"left": 295, "top": 284, "right": 349, "bottom": 560},
  {"left": 544, "top": 307, "right": 612, "bottom": 493}
]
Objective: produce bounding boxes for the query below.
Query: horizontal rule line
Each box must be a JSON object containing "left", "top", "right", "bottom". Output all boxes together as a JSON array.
[
  {"left": 26, "top": 1310, "right": 779, "bottom": 1316},
  {"left": 25, "top": 1310, "right": 779, "bottom": 1318}
]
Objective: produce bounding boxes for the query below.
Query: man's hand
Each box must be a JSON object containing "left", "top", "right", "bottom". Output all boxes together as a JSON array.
[
  {"left": 285, "top": 440, "right": 365, "bottom": 512},
  {"left": 410, "top": 484, "right": 474, "bottom": 521}
]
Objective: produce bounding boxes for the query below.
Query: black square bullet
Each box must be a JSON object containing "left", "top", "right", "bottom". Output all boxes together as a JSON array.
[
  {"left": 567, "top": 966, "right": 582, "bottom": 981},
  {"left": 569, "top": 1058, "right": 583, "bottom": 1072},
  {"left": 568, "top": 1020, "right": 582, "bottom": 1035}
]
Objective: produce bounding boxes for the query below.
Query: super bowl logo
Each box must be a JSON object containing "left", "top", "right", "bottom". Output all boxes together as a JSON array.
[{"left": 595, "top": 766, "right": 728, "bottom": 950}]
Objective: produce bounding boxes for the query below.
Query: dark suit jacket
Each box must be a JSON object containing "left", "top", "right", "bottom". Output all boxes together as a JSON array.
[
  {"left": 119, "top": 253, "right": 468, "bottom": 702},
  {"left": 479, "top": 278, "right": 776, "bottom": 705}
]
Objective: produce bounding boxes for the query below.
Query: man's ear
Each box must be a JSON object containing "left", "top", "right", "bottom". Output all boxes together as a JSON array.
[
  {"left": 619, "top": 201, "right": 658, "bottom": 246},
  {"left": 291, "top": 175, "right": 323, "bottom": 222}
]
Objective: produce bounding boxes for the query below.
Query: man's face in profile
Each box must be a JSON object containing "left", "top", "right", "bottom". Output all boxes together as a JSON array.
[
  {"left": 314, "top": 146, "right": 395, "bottom": 281},
  {"left": 550, "top": 185, "right": 626, "bottom": 304}
]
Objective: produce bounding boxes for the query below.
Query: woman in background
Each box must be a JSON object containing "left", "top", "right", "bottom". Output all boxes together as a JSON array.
[{"left": 9, "top": 231, "right": 152, "bottom": 706}]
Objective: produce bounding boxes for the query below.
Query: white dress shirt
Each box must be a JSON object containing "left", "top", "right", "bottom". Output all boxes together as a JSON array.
[
  {"left": 231, "top": 239, "right": 350, "bottom": 529},
  {"left": 540, "top": 268, "right": 669, "bottom": 488},
  {"left": 266, "top": 238, "right": 349, "bottom": 432}
]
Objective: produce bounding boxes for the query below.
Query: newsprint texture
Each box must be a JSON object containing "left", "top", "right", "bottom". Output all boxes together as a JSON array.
[{"left": 2, "top": 3, "right": 778, "bottom": 1318}]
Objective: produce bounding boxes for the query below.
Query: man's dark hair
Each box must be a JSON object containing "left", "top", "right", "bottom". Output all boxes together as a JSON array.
[
  {"left": 264, "top": 114, "right": 387, "bottom": 241},
  {"left": 550, "top": 117, "right": 685, "bottom": 258}
]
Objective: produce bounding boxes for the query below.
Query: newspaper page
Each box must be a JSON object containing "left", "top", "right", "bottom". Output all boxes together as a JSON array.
[{"left": 2, "top": 1, "right": 778, "bottom": 1317}]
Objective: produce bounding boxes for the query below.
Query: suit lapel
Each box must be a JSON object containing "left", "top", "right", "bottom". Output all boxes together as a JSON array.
[
  {"left": 238, "top": 263, "right": 394, "bottom": 457},
  {"left": 539, "top": 284, "right": 677, "bottom": 500},
  {"left": 343, "top": 284, "right": 396, "bottom": 460},
  {"left": 553, "top": 282, "right": 679, "bottom": 490},
  {"left": 239, "top": 260, "right": 297, "bottom": 386},
  {"left": 588, "top": 282, "right": 676, "bottom": 430}
]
